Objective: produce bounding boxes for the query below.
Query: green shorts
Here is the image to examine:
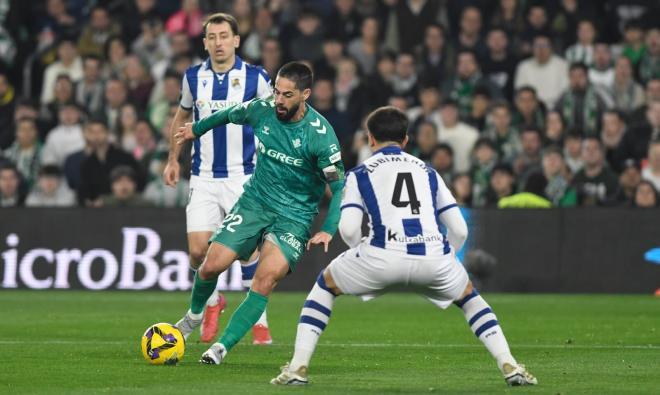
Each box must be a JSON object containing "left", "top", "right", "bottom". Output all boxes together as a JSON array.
[{"left": 209, "top": 195, "right": 311, "bottom": 271}]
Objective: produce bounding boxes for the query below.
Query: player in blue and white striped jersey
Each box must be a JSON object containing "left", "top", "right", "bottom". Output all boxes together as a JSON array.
[
  {"left": 272, "top": 107, "right": 538, "bottom": 387},
  {"left": 163, "top": 13, "right": 272, "bottom": 345}
]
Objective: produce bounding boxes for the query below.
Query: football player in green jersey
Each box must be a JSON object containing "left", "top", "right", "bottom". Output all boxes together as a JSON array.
[{"left": 173, "top": 62, "right": 345, "bottom": 365}]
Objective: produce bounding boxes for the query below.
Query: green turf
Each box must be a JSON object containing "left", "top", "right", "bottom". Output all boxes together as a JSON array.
[{"left": 2, "top": 291, "right": 659, "bottom": 395}]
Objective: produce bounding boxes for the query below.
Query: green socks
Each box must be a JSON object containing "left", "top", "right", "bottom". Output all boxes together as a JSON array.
[
  {"left": 190, "top": 272, "right": 218, "bottom": 314},
  {"left": 219, "top": 290, "right": 269, "bottom": 351}
]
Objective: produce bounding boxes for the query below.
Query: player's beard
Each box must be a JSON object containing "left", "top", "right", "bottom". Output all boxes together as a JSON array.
[{"left": 275, "top": 102, "right": 300, "bottom": 121}]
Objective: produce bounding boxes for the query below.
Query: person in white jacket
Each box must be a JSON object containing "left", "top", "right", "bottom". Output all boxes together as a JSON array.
[{"left": 515, "top": 34, "right": 568, "bottom": 109}]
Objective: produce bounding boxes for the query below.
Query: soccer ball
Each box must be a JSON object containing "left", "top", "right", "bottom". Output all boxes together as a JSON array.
[{"left": 141, "top": 323, "right": 185, "bottom": 365}]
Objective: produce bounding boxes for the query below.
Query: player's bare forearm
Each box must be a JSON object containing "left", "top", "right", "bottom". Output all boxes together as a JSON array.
[
  {"left": 168, "top": 107, "right": 191, "bottom": 162},
  {"left": 320, "top": 179, "right": 344, "bottom": 236}
]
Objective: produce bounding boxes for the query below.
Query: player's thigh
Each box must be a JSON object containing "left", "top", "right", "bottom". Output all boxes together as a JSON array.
[
  {"left": 186, "top": 177, "right": 222, "bottom": 233},
  {"left": 421, "top": 256, "right": 470, "bottom": 310},
  {"left": 211, "top": 197, "right": 271, "bottom": 262},
  {"left": 250, "top": 240, "right": 291, "bottom": 295},
  {"left": 198, "top": 242, "right": 241, "bottom": 279},
  {"left": 266, "top": 218, "right": 311, "bottom": 272},
  {"left": 326, "top": 246, "right": 392, "bottom": 298}
]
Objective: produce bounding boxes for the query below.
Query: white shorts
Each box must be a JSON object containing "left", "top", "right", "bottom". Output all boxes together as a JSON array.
[
  {"left": 186, "top": 175, "right": 251, "bottom": 233},
  {"left": 327, "top": 243, "right": 469, "bottom": 309}
]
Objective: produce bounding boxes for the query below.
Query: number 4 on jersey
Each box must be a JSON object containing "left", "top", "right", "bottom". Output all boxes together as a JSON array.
[{"left": 392, "top": 172, "right": 421, "bottom": 214}]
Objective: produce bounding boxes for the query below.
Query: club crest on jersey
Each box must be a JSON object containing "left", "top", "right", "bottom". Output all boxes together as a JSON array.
[
  {"left": 202, "top": 79, "right": 208, "bottom": 87},
  {"left": 232, "top": 78, "right": 240, "bottom": 88},
  {"left": 292, "top": 138, "right": 301, "bottom": 148}
]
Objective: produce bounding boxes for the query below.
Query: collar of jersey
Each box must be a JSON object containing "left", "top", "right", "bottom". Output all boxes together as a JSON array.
[
  {"left": 204, "top": 55, "right": 243, "bottom": 74},
  {"left": 373, "top": 145, "right": 402, "bottom": 155}
]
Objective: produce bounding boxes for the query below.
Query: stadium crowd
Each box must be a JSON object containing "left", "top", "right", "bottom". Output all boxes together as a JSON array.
[{"left": 0, "top": 0, "right": 659, "bottom": 208}]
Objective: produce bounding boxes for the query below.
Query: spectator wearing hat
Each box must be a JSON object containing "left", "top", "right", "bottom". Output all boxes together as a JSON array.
[
  {"left": 486, "top": 102, "right": 521, "bottom": 165},
  {"left": 642, "top": 140, "right": 660, "bottom": 192},
  {"left": 613, "top": 159, "right": 642, "bottom": 205},
  {"left": 41, "top": 102, "right": 84, "bottom": 168},
  {"left": 632, "top": 180, "right": 659, "bottom": 208},
  {"left": 571, "top": 136, "right": 618, "bottom": 206},
  {"left": 78, "top": 119, "right": 142, "bottom": 207},
  {"left": 3, "top": 117, "right": 42, "bottom": 189},
  {"left": 484, "top": 163, "right": 515, "bottom": 208},
  {"left": 25, "top": 165, "right": 75, "bottom": 207},
  {"left": 437, "top": 99, "right": 479, "bottom": 173},
  {"left": 498, "top": 171, "right": 551, "bottom": 208},
  {"left": 470, "top": 137, "right": 498, "bottom": 207},
  {"left": 0, "top": 163, "right": 25, "bottom": 207},
  {"left": 100, "top": 165, "right": 152, "bottom": 207},
  {"left": 542, "top": 146, "right": 576, "bottom": 207}
]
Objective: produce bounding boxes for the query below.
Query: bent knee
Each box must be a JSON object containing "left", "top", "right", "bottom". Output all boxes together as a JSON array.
[
  {"left": 251, "top": 274, "right": 278, "bottom": 295},
  {"left": 189, "top": 246, "right": 209, "bottom": 269},
  {"left": 461, "top": 281, "right": 474, "bottom": 298}
]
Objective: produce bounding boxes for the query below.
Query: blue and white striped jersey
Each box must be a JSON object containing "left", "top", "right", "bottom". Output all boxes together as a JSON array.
[
  {"left": 341, "top": 146, "right": 458, "bottom": 256},
  {"left": 180, "top": 56, "right": 272, "bottom": 179}
]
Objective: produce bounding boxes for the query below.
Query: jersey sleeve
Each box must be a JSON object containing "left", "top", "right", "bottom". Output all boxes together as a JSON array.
[
  {"left": 313, "top": 120, "right": 344, "bottom": 175},
  {"left": 179, "top": 73, "right": 193, "bottom": 110},
  {"left": 340, "top": 171, "right": 364, "bottom": 211},
  {"left": 434, "top": 171, "right": 458, "bottom": 214},
  {"left": 256, "top": 68, "right": 273, "bottom": 99}
]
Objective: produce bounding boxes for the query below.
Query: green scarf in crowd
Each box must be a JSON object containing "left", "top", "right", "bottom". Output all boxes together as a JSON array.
[{"left": 561, "top": 88, "right": 599, "bottom": 136}]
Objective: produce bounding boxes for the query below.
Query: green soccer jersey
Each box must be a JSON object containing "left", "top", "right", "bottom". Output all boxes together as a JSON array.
[{"left": 193, "top": 96, "right": 345, "bottom": 233}]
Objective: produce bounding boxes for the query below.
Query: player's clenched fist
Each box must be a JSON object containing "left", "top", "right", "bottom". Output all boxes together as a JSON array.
[
  {"left": 175, "top": 122, "right": 195, "bottom": 145},
  {"left": 162, "top": 160, "right": 180, "bottom": 187}
]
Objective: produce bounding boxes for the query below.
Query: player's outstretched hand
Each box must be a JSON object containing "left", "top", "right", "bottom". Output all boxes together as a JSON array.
[
  {"left": 163, "top": 160, "right": 180, "bottom": 187},
  {"left": 307, "top": 232, "right": 333, "bottom": 252},
  {"left": 175, "top": 122, "right": 195, "bottom": 145}
]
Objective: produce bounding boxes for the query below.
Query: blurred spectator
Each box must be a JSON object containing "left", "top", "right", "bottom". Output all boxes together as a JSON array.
[
  {"left": 482, "top": 27, "right": 517, "bottom": 101},
  {"left": 116, "top": 102, "right": 140, "bottom": 153},
  {"left": 104, "top": 36, "right": 128, "bottom": 78},
  {"left": 152, "top": 31, "right": 194, "bottom": 80},
  {"left": 437, "top": 99, "right": 478, "bottom": 173},
  {"left": 288, "top": 7, "right": 324, "bottom": 64},
  {"left": 512, "top": 86, "right": 545, "bottom": 131},
  {"left": 563, "top": 130, "right": 583, "bottom": 174},
  {"left": 430, "top": 143, "right": 454, "bottom": 182},
  {"left": 96, "top": 78, "right": 128, "bottom": 131},
  {"left": 443, "top": 50, "right": 501, "bottom": 120},
  {"left": 0, "top": 71, "right": 16, "bottom": 149},
  {"left": 25, "top": 165, "right": 75, "bottom": 207},
  {"left": 132, "top": 120, "right": 158, "bottom": 175},
  {"left": 78, "top": 119, "right": 142, "bottom": 206},
  {"left": 612, "top": 159, "right": 641, "bottom": 205},
  {"left": 312, "top": 78, "right": 350, "bottom": 143},
  {"left": 618, "top": 100, "right": 660, "bottom": 163},
  {"left": 451, "top": 173, "right": 473, "bottom": 207},
  {"left": 555, "top": 62, "right": 608, "bottom": 136},
  {"left": 38, "top": 0, "right": 79, "bottom": 41},
  {"left": 470, "top": 138, "right": 497, "bottom": 207},
  {"left": 407, "top": 86, "right": 442, "bottom": 133},
  {"left": 131, "top": 17, "right": 171, "bottom": 68},
  {"left": 551, "top": 0, "right": 596, "bottom": 49},
  {"left": 41, "top": 103, "right": 84, "bottom": 167},
  {"left": 416, "top": 23, "right": 454, "bottom": 88},
  {"left": 350, "top": 129, "right": 371, "bottom": 167},
  {"left": 11, "top": 100, "right": 47, "bottom": 143},
  {"left": 642, "top": 140, "right": 660, "bottom": 191},
  {"left": 544, "top": 110, "right": 566, "bottom": 147},
  {"left": 365, "top": 52, "right": 395, "bottom": 109},
  {"left": 166, "top": 0, "right": 204, "bottom": 38},
  {"left": 466, "top": 88, "right": 491, "bottom": 131},
  {"left": 100, "top": 165, "right": 152, "bottom": 207},
  {"left": 572, "top": 137, "right": 618, "bottom": 206},
  {"left": 498, "top": 171, "right": 551, "bottom": 208},
  {"left": 518, "top": 5, "right": 550, "bottom": 56},
  {"left": 119, "top": 0, "right": 160, "bottom": 44},
  {"left": 390, "top": 52, "right": 418, "bottom": 105},
  {"left": 485, "top": 102, "right": 521, "bottom": 165},
  {"left": 408, "top": 121, "right": 437, "bottom": 162},
  {"left": 384, "top": 0, "right": 441, "bottom": 53},
  {"left": 41, "top": 74, "right": 76, "bottom": 129},
  {"left": 600, "top": 110, "right": 627, "bottom": 172},
  {"left": 513, "top": 127, "right": 543, "bottom": 185},
  {"left": 0, "top": 163, "right": 25, "bottom": 207},
  {"left": 630, "top": 79, "right": 660, "bottom": 126},
  {"left": 347, "top": 16, "right": 382, "bottom": 77},
  {"left": 542, "top": 146, "right": 576, "bottom": 207},
  {"left": 327, "top": 0, "right": 361, "bottom": 43},
  {"left": 565, "top": 19, "right": 597, "bottom": 66},
  {"left": 453, "top": 6, "right": 486, "bottom": 60},
  {"left": 589, "top": 43, "right": 615, "bottom": 88},
  {"left": 123, "top": 55, "right": 154, "bottom": 111},
  {"left": 620, "top": 20, "right": 645, "bottom": 67},
  {"left": 639, "top": 27, "right": 660, "bottom": 84},
  {"left": 259, "top": 37, "right": 283, "bottom": 80},
  {"left": 607, "top": 56, "right": 645, "bottom": 115},
  {"left": 148, "top": 71, "right": 181, "bottom": 132},
  {"left": 632, "top": 180, "right": 659, "bottom": 208},
  {"left": 3, "top": 118, "right": 42, "bottom": 188},
  {"left": 489, "top": 0, "right": 525, "bottom": 39},
  {"left": 484, "top": 163, "right": 515, "bottom": 207},
  {"left": 78, "top": 6, "right": 121, "bottom": 58},
  {"left": 514, "top": 34, "right": 569, "bottom": 109},
  {"left": 40, "top": 38, "right": 83, "bottom": 106},
  {"left": 75, "top": 55, "right": 104, "bottom": 115},
  {"left": 231, "top": 0, "right": 253, "bottom": 37},
  {"left": 334, "top": 57, "right": 368, "bottom": 133},
  {"left": 242, "top": 7, "right": 278, "bottom": 63},
  {"left": 144, "top": 152, "right": 189, "bottom": 207}
]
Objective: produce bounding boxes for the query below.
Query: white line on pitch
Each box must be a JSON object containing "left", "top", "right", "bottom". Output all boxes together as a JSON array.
[{"left": 0, "top": 340, "right": 657, "bottom": 350}]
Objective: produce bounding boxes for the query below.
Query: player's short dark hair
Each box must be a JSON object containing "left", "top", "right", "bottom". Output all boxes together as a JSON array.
[
  {"left": 366, "top": 106, "right": 409, "bottom": 144},
  {"left": 277, "top": 62, "right": 314, "bottom": 91},
  {"left": 204, "top": 13, "right": 239, "bottom": 36}
]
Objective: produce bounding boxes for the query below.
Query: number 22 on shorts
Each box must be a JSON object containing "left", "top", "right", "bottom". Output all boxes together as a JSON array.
[{"left": 218, "top": 213, "right": 243, "bottom": 233}]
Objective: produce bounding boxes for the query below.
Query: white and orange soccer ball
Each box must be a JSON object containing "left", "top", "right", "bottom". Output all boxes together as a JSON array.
[{"left": 141, "top": 323, "right": 185, "bottom": 365}]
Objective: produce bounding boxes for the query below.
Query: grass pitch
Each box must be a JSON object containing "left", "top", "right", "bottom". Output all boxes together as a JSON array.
[{"left": 2, "top": 291, "right": 659, "bottom": 394}]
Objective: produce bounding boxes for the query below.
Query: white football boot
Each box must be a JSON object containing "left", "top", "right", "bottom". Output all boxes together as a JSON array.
[
  {"left": 503, "top": 363, "right": 538, "bottom": 386},
  {"left": 199, "top": 343, "right": 227, "bottom": 365},
  {"left": 270, "top": 362, "right": 309, "bottom": 385},
  {"left": 175, "top": 311, "right": 202, "bottom": 340}
]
